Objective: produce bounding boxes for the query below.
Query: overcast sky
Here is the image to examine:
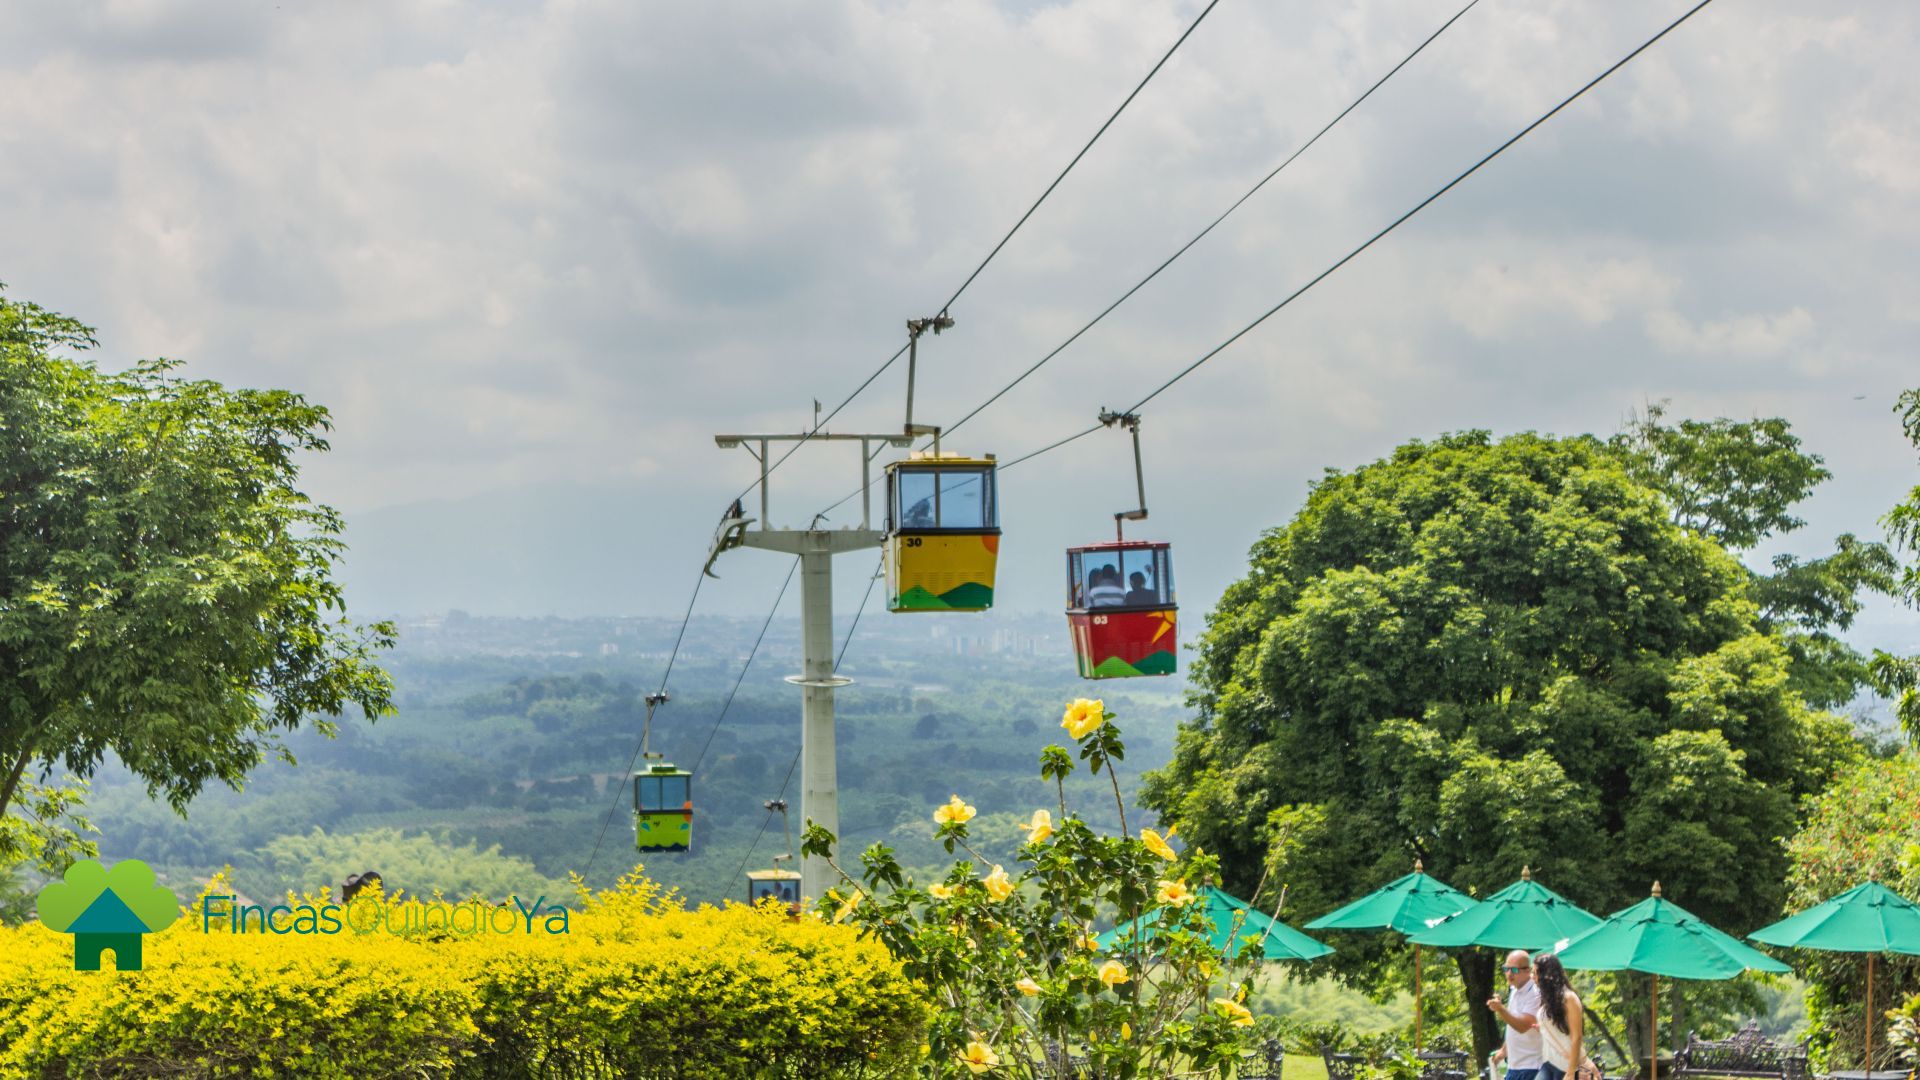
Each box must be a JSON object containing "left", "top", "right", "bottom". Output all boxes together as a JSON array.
[{"left": 3, "top": 0, "right": 1917, "bottom": 656}]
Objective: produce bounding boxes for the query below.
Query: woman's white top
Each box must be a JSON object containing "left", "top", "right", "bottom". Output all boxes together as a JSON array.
[{"left": 1535, "top": 993, "right": 1587, "bottom": 1071}]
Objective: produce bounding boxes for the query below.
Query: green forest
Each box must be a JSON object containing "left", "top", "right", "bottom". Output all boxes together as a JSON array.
[{"left": 65, "top": 626, "right": 1190, "bottom": 909}]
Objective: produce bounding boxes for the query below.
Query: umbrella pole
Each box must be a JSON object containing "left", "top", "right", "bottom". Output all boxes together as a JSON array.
[
  {"left": 1866, "top": 953, "right": 1874, "bottom": 1072},
  {"left": 1416, "top": 945, "right": 1424, "bottom": 1049},
  {"left": 1651, "top": 974, "right": 1659, "bottom": 1080}
]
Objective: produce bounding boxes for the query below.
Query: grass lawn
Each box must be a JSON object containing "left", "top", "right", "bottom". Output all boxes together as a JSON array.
[{"left": 1285, "top": 1054, "right": 1331, "bottom": 1080}]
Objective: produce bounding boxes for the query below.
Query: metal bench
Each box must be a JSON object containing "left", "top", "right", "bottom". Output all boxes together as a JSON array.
[
  {"left": 1236, "top": 1038, "right": 1285, "bottom": 1080},
  {"left": 1672, "top": 1022, "right": 1810, "bottom": 1080}
]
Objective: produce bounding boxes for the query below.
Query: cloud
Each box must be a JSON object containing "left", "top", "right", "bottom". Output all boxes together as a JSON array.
[
  {"left": 0, "top": 0, "right": 1915, "bottom": 620},
  {"left": 1450, "top": 257, "right": 1677, "bottom": 340},
  {"left": 1645, "top": 306, "right": 1815, "bottom": 356}
]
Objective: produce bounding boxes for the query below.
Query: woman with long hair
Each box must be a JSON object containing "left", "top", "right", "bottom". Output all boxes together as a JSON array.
[{"left": 1532, "top": 954, "right": 1595, "bottom": 1080}]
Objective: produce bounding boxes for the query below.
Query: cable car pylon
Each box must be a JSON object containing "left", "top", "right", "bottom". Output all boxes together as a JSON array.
[
  {"left": 1064, "top": 411, "right": 1178, "bottom": 679},
  {"left": 708, "top": 394, "right": 914, "bottom": 903}
]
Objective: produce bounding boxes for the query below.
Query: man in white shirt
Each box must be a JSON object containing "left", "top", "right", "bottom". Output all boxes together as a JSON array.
[{"left": 1487, "top": 949, "right": 1543, "bottom": 1080}]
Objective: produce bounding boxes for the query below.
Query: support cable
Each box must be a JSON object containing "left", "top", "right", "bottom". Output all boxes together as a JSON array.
[
  {"left": 1124, "top": 0, "right": 1718, "bottom": 413},
  {"left": 936, "top": 0, "right": 1483, "bottom": 445},
  {"left": 729, "top": 0, "right": 1225, "bottom": 507},
  {"left": 809, "top": 0, "right": 1482, "bottom": 521},
  {"left": 691, "top": 556, "right": 801, "bottom": 776},
  {"left": 870, "top": 0, "right": 1724, "bottom": 493},
  {"left": 582, "top": 568, "right": 706, "bottom": 882}
]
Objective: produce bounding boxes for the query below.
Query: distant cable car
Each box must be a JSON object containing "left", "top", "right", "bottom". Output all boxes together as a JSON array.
[
  {"left": 1065, "top": 412, "right": 1177, "bottom": 679},
  {"left": 747, "top": 870, "right": 803, "bottom": 913},
  {"left": 746, "top": 799, "right": 803, "bottom": 915},
  {"left": 884, "top": 452, "right": 1000, "bottom": 612},
  {"left": 632, "top": 761, "right": 693, "bottom": 853}
]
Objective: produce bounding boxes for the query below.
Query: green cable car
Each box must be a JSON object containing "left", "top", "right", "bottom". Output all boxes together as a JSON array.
[{"left": 633, "top": 763, "right": 693, "bottom": 853}]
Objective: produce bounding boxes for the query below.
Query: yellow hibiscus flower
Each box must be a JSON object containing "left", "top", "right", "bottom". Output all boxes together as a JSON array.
[
  {"left": 933, "top": 794, "right": 977, "bottom": 825},
  {"left": 1214, "top": 997, "right": 1255, "bottom": 1027},
  {"left": 834, "top": 890, "right": 862, "bottom": 923},
  {"left": 1018, "top": 809, "right": 1054, "bottom": 845},
  {"left": 1140, "top": 827, "right": 1178, "bottom": 860},
  {"left": 927, "top": 882, "right": 955, "bottom": 900},
  {"left": 1061, "top": 698, "right": 1106, "bottom": 740},
  {"left": 983, "top": 865, "right": 1015, "bottom": 902},
  {"left": 1120, "top": 1021, "right": 1133, "bottom": 1041},
  {"left": 959, "top": 1037, "right": 1001, "bottom": 1074},
  {"left": 1015, "top": 977, "right": 1041, "bottom": 997},
  {"left": 1156, "top": 879, "right": 1198, "bottom": 907},
  {"left": 1097, "top": 959, "right": 1130, "bottom": 988}
]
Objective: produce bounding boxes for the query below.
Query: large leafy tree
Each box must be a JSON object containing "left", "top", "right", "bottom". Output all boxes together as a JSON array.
[
  {"left": 1143, "top": 431, "right": 1857, "bottom": 1061},
  {"left": 0, "top": 287, "right": 394, "bottom": 846}
]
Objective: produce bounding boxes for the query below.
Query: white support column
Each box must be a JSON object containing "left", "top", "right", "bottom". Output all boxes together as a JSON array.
[{"left": 797, "top": 543, "right": 839, "bottom": 902}]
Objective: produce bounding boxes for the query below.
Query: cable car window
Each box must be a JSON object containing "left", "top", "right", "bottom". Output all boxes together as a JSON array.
[
  {"left": 1120, "top": 549, "right": 1166, "bottom": 606},
  {"left": 896, "top": 471, "right": 937, "bottom": 529},
  {"left": 635, "top": 776, "right": 661, "bottom": 811},
  {"left": 938, "top": 469, "right": 992, "bottom": 529},
  {"left": 659, "top": 775, "right": 689, "bottom": 807},
  {"left": 1083, "top": 552, "right": 1124, "bottom": 607}
]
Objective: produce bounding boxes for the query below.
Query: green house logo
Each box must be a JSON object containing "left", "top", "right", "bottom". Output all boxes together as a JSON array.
[{"left": 36, "top": 859, "right": 179, "bottom": 970}]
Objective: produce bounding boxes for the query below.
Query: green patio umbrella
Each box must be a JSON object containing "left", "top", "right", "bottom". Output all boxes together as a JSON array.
[
  {"left": 1306, "top": 860, "right": 1478, "bottom": 1047},
  {"left": 1408, "top": 866, "right": 1602, "bottom": 950},
  {"left": 1099, "top": 885, "right": 1336, "bottom": 962},
  {"left": 1748, "top": 881, "right": 1920, "bottom": 1071},
  {"left": 1556, "top": 883, "right": 1790, "bottom": 1080}
]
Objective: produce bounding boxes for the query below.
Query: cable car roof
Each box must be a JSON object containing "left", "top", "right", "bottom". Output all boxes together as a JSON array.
[
  {"left": 1067, "top": 539, "right": 1172, "bottom": 553},
  {"left": 745, "top": 869, "right": 803, "bottom": 881},
  {"left": 884, "top": 452, "right": 997, "bottom": 470}
]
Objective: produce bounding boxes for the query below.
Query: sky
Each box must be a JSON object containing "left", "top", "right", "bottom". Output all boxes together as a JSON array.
[{"left": 2, "top": 0, "right": 1917, "bottom": 656}]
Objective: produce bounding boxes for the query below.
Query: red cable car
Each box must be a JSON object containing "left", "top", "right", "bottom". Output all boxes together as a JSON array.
[
  {"left": 1067, "top": 541, "right": 1176, "bottom": 678},
  {"left": 1065, "top": 412, "right": 1177, "bottom": 679}
]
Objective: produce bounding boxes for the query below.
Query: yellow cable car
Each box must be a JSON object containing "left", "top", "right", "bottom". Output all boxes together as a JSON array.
[
  {"left": 746, "top": 869, "right": 803, "bottom": 915},
  {"left": 632, "top": 762, "right": 692, "bottom": 853},
  {"left": 883, "top": 452, "right": 1000, "bottom": 612}
]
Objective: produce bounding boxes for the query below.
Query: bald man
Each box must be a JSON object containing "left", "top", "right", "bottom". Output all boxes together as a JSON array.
[{"left": 1487, "top": 949, "right": 1543, "bottom": 1080}]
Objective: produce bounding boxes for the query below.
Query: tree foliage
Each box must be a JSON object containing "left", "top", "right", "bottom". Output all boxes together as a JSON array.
[
  {"left": 1613, "top": 403, "right": 1897, "bottom": 709},
  {"left": 1781, "top": 753, "right": 1920, "bottom": 1069},
  {"left": 1144, "top": 431, "right": 1858, "bottom": 1061},
  {"left": 248, "top": 827, "right": 566, "bottom": 903},
  {"left": 1870, "top": 389, "right": 1920, "bottom": 740},
  {"left": 0, "top": 286, "right": 395, "bottom": 827}
]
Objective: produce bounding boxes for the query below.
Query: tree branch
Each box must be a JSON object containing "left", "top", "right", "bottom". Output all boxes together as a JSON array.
[{"left": 0, "top": 749, "right": 32, "bottom": 823}]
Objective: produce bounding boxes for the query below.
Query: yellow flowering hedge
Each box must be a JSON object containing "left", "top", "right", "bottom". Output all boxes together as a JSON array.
[{"left": 0, "top": 872, "right": 923, "bottom": 1078}]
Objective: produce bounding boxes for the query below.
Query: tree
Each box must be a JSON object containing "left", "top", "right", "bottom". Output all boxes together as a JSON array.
[
  {"left": 247, "top": 827, "right": 565, "bottom": 902},
  {"left": 0, "top": 286, "right": 394, "bottom": 831},
  {"left": 1143, "top": 431, "right": 1857, "bottom": 1063},
  {"left": 1870, "top": 389, "right": 1920, "bottom": 739},
  {"left": 1779, "top": 752, "right": 1920, "bottom": 1069},
  {"left": 1612, "top": 404, "right": 1898, "bottom": 710}
]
